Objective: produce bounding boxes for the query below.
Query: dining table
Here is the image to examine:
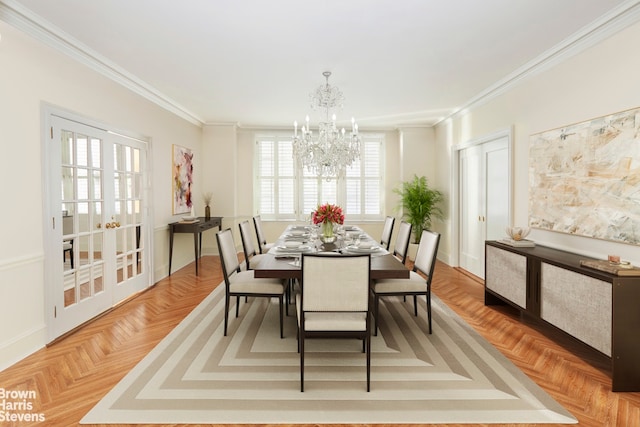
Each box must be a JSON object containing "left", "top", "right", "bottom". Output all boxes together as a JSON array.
[{"left": 252, "top": 224, "right": 410, "bottom": 280}]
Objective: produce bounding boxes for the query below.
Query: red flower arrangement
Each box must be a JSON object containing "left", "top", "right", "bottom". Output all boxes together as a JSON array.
[{"left": 311, "top": 203, "right": 344, "bottom": 225}]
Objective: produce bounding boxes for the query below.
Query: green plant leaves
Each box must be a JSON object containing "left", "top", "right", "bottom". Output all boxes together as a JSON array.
[{"left": 394, "top": 175, "right": 444, "bottom": 243}]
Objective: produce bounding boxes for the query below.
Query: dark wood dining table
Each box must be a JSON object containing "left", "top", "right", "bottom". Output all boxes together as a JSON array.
[{"left": 252, "top": 225, "right": 410, "bottom": 280}]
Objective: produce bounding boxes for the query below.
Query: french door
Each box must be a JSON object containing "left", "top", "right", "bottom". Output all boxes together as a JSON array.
[{"left": 46, "top": 115, "right": 151, "bottom": 340}]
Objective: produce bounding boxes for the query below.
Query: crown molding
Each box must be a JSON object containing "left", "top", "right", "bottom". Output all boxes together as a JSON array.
[
  {"left": 438, "top": 0, "right": 640, "bottom": 126},
  {"left": 0, "top": 0, "right": 204, "bottom": 127},
  {"left": 235, "top": 123, "right": 400, "bottom": 135},
  {"left": 204, "top": 122, "right": 239, "bottom": 128}
]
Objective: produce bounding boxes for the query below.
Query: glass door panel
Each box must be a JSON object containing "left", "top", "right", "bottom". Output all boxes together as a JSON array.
[
  {"left": 62, "top": 127, "right": 105, "bottom": 308},
  {"left": 113, "top": 142, "right": 145, "bottom": 296}
]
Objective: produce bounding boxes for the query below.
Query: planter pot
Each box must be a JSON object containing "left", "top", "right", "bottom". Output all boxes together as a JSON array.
[{"left": 408, "top": 243, "right": 419, "bottom": 261}]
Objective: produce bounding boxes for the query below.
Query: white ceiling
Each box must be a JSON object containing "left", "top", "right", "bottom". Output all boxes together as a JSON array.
[{"left": 4, "top": 0, "right": 637, "bottom": 128}]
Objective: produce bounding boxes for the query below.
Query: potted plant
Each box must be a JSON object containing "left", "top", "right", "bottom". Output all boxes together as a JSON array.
[{"left": 394, "top": 175, "right": 444, "bottom": 249}]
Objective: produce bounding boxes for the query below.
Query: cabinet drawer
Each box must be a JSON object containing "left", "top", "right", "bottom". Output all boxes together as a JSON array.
[{"left": 198, "top": 222, "right": 213, "bottom": 231}]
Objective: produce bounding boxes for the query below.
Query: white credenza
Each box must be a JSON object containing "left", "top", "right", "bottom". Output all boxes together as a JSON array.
[{"left": 485, "top": 241, "right": 640, "bottom": 392}]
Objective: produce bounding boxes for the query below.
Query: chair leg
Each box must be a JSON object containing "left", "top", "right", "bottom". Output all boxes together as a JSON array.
[
  {"left": 279, "top": 295, "right": 284, "bottom": 339},
  {"left": 285, "top": 281, "right": 291, "bottom": 317},
  {"left": 413, "top": 295, "right": 418, "bottom": 316},
  {"left": 366, "top": 313, "right": 371, "bottom": 392},
  {"left": 224, "top": 294, "right": 229, "bottom": 336},
  {"left": 374, "top": 295, "right": 379, "bottom": 336},
  {"left": 366, "top": 338, "right": 371, "bottom": 392},
  {"left": 285, "top": 294, "right": 289, "bottom": 316},
  {"left": 236, "top": 296, "right": 240, "bottom": 317},
  {"left": 427, "top": 290, "right": 432, "bottom": 334},
  {"left": 300, "top": 330, "right": 305, "bottom": 392}
]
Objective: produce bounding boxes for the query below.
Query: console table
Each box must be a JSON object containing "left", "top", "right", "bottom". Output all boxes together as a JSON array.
[
  {"left": 485, "top": 240, "right": 640, "bottom": 391},
  {"left": 169, "top": 216, "right": 222, "bottom": 276}
]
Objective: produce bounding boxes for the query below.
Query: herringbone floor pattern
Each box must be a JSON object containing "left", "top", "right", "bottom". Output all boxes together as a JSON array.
[{"left": 0, "top": 256, "right": 638, "bottom": 426}]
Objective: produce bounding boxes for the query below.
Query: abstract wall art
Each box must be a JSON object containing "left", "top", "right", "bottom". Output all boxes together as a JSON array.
[
  {"left": 529, "top": 107, "right": 640, "bottom": 245},
  {"left": 172, "top": 144, "right": 193, "bottom": 215}
]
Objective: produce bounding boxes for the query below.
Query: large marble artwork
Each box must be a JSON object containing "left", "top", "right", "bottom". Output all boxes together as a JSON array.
[{"left": 529, "top": 108, "right": 640, "bottom": 245}]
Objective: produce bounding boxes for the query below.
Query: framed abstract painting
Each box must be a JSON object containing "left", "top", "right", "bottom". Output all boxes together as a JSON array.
[
  {"left": 172, "top": 144, "right": 193, "bottom": 215},
  {"left": 529, "top": 107, "right": 640, "bottom": 245}
]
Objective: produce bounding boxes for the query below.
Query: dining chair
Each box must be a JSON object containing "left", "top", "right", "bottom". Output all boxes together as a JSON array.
[
  {"left": 253, "top": 215, "right": 275, "bottom": 254},
  {"left": 372, "top": 229, "right": 440, "bottom": 336},
  {"left": 391, "top": 221, "right": 412, "bottom": 265},
  {"left": 380, "top": 216, "right": 395, "bottom": 250},
  {"left": 238, "top": 220, "right": 268, "bottom": 270},
  {"left": 296, "top": 253, "right": 372, "bottom": 392},
  {"left": 216, "top": 228, "right": 286, "bottom": 338}
]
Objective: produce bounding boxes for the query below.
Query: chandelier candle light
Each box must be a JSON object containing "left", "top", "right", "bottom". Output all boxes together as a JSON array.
[{"left": 293, "top": 71, "right": 361, "bottom": 178}]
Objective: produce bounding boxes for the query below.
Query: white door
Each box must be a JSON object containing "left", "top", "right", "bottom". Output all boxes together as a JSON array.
[
  {"left": 458, "top": 135, "right": 510, "bottom": 278},
  {"left": 459, "top": 144, "right": 484, "bottom": 276},
  {"left": 46, "top": 115, "right": 150, "bottom": 340}
]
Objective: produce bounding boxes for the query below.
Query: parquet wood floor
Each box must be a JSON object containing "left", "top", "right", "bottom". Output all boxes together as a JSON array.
[{"left": 0, "top": 257, "right": 638, "bottom": 426}]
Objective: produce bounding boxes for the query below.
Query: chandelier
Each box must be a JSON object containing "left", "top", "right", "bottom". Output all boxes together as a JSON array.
[{"left": 293, "top": 71, "right": 360, "bottom": 178}]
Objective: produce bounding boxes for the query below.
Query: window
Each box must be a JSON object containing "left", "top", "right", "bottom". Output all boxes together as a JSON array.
[{"left": 255, "top": 134, "right": 384, "bottom": 221}]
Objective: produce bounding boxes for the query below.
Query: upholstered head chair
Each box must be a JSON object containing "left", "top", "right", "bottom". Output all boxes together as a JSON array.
[{"left": 296, "top": 253, "right": 372, "bottom": 392}]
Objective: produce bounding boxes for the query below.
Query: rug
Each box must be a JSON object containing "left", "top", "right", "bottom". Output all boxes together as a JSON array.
[{"left": 81, "top": 283, "right": 577, "bottom": 424}]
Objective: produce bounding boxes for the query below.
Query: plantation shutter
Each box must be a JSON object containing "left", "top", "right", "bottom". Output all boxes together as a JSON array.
[{"left": 256, "top": 134, "right": 383, "bottom": 221}]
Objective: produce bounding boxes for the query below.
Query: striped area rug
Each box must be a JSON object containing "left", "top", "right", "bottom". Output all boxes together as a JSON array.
[{"left": 81, "top": 283, "right": 576, "bottom": 424}]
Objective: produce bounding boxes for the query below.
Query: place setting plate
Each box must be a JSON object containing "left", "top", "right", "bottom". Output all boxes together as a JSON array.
[
  {"left": 286, "top": 229, "right": 309, "bottom": 236},
  {"left": 289, "top": 226, "right": 311, "bottom": 232},
  {"left": 343, "top": 244, "right": 382, "bottom": 254},
  {"left": 283, "top": 235, "right": 309, "bottom": 241},
  {"left": 275, "top": 244, "right": 314, "bottom": 253}
]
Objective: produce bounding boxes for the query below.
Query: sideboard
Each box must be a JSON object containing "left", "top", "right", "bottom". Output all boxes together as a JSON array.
[{"left": 485, "top": 240, "right": 640, "bottom": 392}]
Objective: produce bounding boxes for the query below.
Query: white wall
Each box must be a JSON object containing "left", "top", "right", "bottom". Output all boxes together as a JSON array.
[
  {"left": 0, "top": 21, "right": 202, "bottom": 370},
  {"left": 437, "top": 20, "right": 640, "bottom": 266},
  {"left": 398, "top": 127, "right": 436, "bottom": 184}
]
